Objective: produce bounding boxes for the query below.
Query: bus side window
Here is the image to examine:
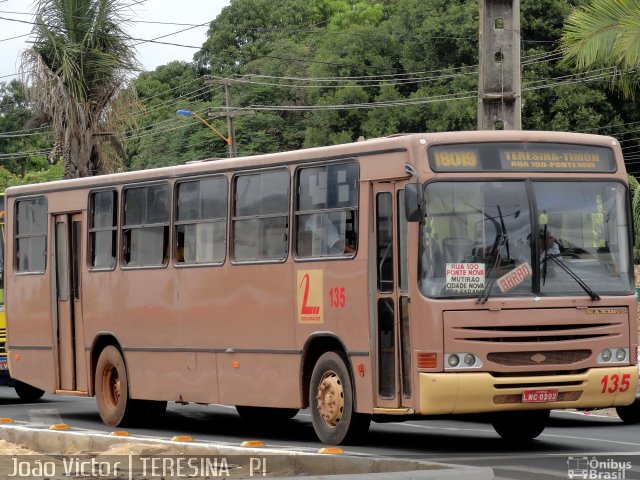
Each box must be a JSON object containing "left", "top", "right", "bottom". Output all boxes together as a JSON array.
[
  {"left": 15, "top": 197, "right": 48, "bottom": 273},
  {"left": 89, "top": 190, "right": 117, "bottom": 270},
  {"left": 175, "top": 176, "right": 227, "bottom": 265},
  {"left": 295, "top": 162, "right": 358, "bottom": 258},
  {"left": 232, "top": 170, "right": 289, "bottom": 263},
  {"left": 122, "top": 184, "right": 170, "bottom": 267}
]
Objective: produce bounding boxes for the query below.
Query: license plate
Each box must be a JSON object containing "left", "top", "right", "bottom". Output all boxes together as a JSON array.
[
  {"left": 0, "top": 359, "right": 7, "bottom": 371},
  {"left": 522, "top": 389, "right": 558, "bottom": 403}
]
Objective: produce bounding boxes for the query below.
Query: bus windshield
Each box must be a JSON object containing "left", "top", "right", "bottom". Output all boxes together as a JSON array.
[{"left": 419, "top": 180, "right": 633, "bottom": 298}]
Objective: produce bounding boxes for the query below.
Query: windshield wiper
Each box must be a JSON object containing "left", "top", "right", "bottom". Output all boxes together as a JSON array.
[
  {"left": 477, "top": 206, "right": 509, "bottom": 304},
  {"left": 542, "top": 253, "right": 601, "bottom": 301}
]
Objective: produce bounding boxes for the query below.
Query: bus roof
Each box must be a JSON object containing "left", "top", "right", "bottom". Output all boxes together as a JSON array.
[{"left": 5, "top": 130, "right": 621, "bottom": 197}]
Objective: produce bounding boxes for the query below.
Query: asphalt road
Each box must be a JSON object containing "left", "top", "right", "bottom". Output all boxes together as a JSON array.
[{"left": 1, "top": 387, "right": 640, "bottom": 479}]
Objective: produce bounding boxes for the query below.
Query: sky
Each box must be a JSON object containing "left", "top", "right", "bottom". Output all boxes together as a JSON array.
[{"left": 0, "top": 0, "right": 231, "bottom": 81}]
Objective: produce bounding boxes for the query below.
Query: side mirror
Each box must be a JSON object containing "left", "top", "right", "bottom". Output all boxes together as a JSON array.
[{"left": 404, "top": 183, "right": 423, "bottom": 222}]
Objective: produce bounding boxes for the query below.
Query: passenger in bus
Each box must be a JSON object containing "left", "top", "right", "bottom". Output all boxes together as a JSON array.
[
  {"left": 326, "top": 221, "right": 355, "bottom": 254},
  {"left": 540, "top": 230, "right": 561, "bottom": 260},
  {"left": 299, "top": 215, "right": 354, "bottom": 255}
]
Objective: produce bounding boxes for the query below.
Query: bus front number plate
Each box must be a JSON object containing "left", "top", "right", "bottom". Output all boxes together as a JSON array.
[{"left": 522, "top": 389, "right": 558, "bottom": 403}]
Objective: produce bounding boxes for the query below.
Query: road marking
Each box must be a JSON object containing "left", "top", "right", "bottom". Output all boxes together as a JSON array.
[
  {"left": 493, "top": 465, "right": 571, "bottom": 479},
  {"left": 427, "top": 452, "right": 640, "bottom": 462},
  {"left": 28, "top": 408, "right": 63, "bottom": 426},
  {"left": 394, "top": 421, "right": 494, "bottom": 435},
  {"left": 393, "top": 421, "right": 640, "bottom": 447},
  {"left": 557, "top": 410, "right": 619, "bottom": 419}
]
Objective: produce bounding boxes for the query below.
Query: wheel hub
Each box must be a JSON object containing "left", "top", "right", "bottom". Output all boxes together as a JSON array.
[
  {"left": 106, "top": 366, "right": 120, "bottom": 406},
  {"left": 316, "top": 371, "right": 344, "bottom": 427}
]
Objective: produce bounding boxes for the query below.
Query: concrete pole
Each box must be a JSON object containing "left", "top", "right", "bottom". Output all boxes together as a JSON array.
[{"left": 478, "top": 0, "right": 521, "bottom": 130}]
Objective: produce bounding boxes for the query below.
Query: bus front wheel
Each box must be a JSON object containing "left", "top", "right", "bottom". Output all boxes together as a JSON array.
[
  {"left": 492, "top": 409, "right": 549, "bottom": 441},
  {"left": 95, "top": 346, "right": 136, "bottom": 427},
  {"left": 616, "top": 399, "right": 640, "bottom": 424},
  {"left": 309, "top": 351, "right": 370, "bottom": 445}
]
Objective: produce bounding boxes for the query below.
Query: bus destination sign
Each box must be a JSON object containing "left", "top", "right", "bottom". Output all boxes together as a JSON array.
[
  {"left": 500, "top": 150, "right": 607, "bottom": 171},
  {"left": 429, "top": 142, "right": 616, "bottom": 173}
]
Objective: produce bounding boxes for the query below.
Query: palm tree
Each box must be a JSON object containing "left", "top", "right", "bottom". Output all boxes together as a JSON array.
[
  {"left": 562, "top": 0, "right": 640, "bottom": 99},
  {"left": 20, "top": 0, "right": 143, "bottom": 178}
]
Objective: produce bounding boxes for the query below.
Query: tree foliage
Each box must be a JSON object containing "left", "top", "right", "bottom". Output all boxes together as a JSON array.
[
  {"left": 123, "top": 0, "right": 640, "bottom": 176},
  {"left": 20, "top": 0, "right": 143, "bottom": 178},
  {"left": 4, "top": 0, "right": 640, "bottom": 184},
  {"left": 562, "top": 0, "right": 640, "bottom": 99}
]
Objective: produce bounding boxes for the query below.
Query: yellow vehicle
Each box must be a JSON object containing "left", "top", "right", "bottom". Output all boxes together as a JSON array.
[{"left": 0, "top": 193, "right": 7, "bottom": 385}]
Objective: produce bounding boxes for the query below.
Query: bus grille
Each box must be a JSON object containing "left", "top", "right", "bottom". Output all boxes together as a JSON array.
[
  {"left": 487, "top": 350, "right": 591, "bottom": 366},
  {"left": 458, "top": 324, "right": 614, "bottom": 343},
  {"left": 444, "top": 307, "right": 629, "bottom": 372}
]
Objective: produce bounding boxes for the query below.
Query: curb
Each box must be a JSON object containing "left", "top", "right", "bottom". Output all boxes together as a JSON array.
[{"left": 0, "top": 424, "right": 494, "bottom": 479}]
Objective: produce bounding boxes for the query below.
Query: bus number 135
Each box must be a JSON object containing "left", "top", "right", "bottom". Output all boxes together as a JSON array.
[
  {"left": 329, "top": 287, "right": 346, "bottom": 308},
  {"left": 600, "top": 373, "right": 631, "bottom": 394}
]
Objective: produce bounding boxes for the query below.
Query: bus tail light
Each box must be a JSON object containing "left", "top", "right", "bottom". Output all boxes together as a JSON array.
[{"left": 418, "top": 353, "right": 437, "bottom": 369}]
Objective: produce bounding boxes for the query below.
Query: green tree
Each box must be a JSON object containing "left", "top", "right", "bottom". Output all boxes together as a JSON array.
[
  {"left": 0, "top": 80, "right": 56, "bottom": 181},
  {"left": 562, "top": 0, "right": 640, "bottom": 98},
  {"left": 20, "top": 0, "right": 142, "bottom": 178},
  {"left": 628, "top": 174, "right": 640, "bottom": 262}
]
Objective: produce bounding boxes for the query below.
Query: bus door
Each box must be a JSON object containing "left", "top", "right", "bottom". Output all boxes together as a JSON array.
[
  {"left": 53, "top": 213, "right": 87, "bottom": 393},
  {"left": 372, "top": 182, "right": 412, "bottom": 409}
]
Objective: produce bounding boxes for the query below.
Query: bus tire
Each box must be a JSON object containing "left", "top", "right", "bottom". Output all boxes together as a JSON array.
[
  {"left": 310, "top": 351, "right": 370, "bottom": 445},
  {"left": 616, "top": 400, "right": 640, "bottom": 424},
  {"left": 492, "top": 409, "right": 549, "bottom": 441},
  {"left": 95, "top": 346, "right": 136, "bottom": 427},
  {"left": 14, "top": 381, "right": 44, "bottom": 402},
  {"left": 236, "top": 406, "right": 299, "bottom": 422}
]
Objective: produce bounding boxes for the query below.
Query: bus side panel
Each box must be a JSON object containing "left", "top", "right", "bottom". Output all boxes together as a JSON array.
[
  {"left": 6, "top": 272, "right": 56, "bottom": 392},
  {"left": 218, "top": 353, "right": 300, "bottom": 407},
  {"left": 87, "top": 268, "right": 181, "bottom": 400},
  {"left": 179, "top": 263, "right": 298, "bottom": 406},
  {"left": 294, "top": 257, "right": 374, "bottom": 413}
]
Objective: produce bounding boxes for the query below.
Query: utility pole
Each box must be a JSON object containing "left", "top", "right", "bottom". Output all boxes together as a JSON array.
[
  {"left": 478, "top": 0, "right": 521, "bottom": 130},
  {"left": 206, "top": 79, "right": 253, "bottom": 158}
]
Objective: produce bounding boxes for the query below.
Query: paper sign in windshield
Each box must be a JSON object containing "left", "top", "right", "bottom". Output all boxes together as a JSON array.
[
  {"left": 497, "top": 263, "right": 532, "bottom": 292},
  {"left": 446, "top": 263, "right": 485, "bottom": 294}
]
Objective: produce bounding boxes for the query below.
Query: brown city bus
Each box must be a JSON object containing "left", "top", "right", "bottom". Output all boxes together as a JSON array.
[{"left": 4, "top": 131, "right": 638, "bottom": 445}]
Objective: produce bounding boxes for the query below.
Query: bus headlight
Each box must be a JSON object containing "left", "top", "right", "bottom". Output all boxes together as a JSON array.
[
  {"left": 447, "top": 354, "right": 460, "bottom": 368},
  {"left": 464, "top": 354, "right": 476, "bottom": 366},
  {"left": 445, "top": 353, "right": 483, "bottom": 370},
  {"left": 598, "top": 348, "right": 628, "bottom": 364}
]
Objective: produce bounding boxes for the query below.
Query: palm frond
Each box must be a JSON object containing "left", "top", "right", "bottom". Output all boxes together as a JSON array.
[{"left": 21, "top": 0, "right": 146, "bottom": 178}]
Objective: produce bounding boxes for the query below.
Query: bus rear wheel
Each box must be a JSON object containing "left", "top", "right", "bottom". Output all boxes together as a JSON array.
[
  {"left": 492, "top": 409, "right": 549, "bottom": 441},
  {"left": 14, "top": 381, "right": 44, "bottom": 402},
  {"left": 310, "top": 351, "right": 370, "bottom": 445},
  {"left": 95, "top": 346, "right": 136, "bottom": 427}
]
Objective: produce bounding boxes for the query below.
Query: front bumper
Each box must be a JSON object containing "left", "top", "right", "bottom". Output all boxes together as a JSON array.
[{"left": 419, "top": 366, "right": 638, "bottom": 414}]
